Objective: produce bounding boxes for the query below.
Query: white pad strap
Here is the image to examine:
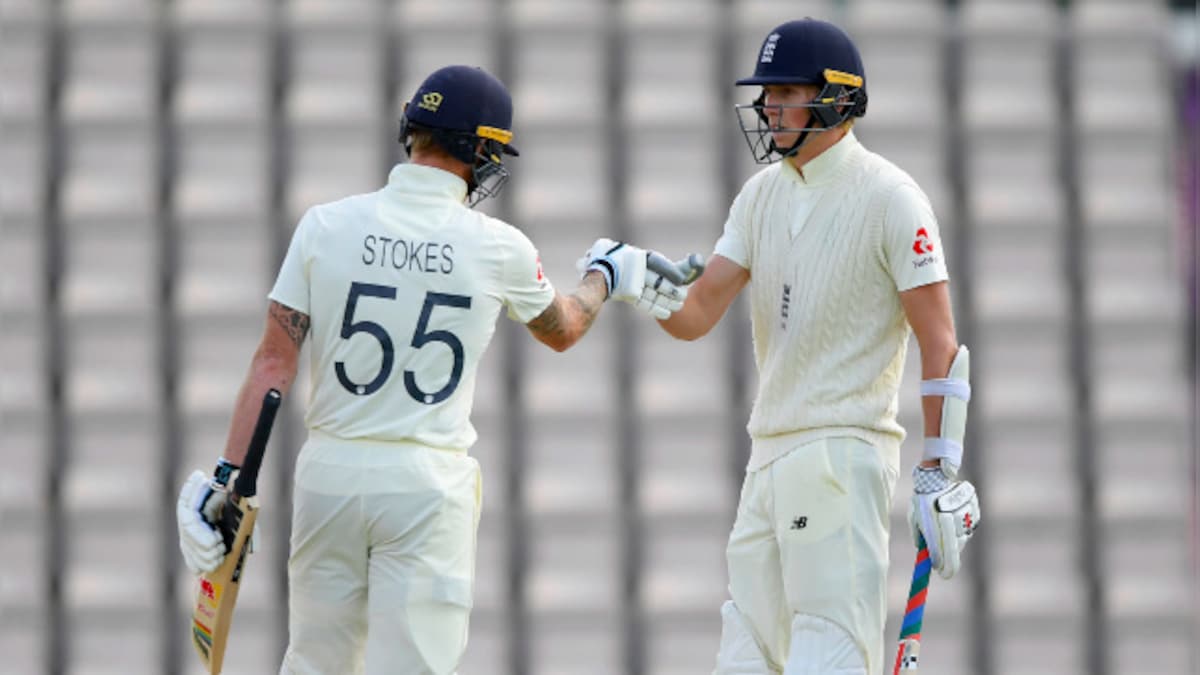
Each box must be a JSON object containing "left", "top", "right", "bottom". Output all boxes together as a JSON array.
[
  {"left": 920, "top": 378, "right": 970, "bottom": 401},
  {"left": 921, "top": 438, "right": 963, "bottom": 478}
]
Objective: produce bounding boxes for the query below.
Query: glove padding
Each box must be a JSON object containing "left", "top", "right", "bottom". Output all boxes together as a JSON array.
[
  {"left": 177, "top": 470, "right": 228, "bottom": 575},
  {"left": 908, "top": 466, "right": 980, "bottom": 580},
  {"left": 177, "top": 461, "right": 260, "bottom": 575},
  {"left": 578, "top": 238, "right": 687, "bottom": 319},
  {"left": 628, "top": 271, "right": 686, "bottom": 320}
]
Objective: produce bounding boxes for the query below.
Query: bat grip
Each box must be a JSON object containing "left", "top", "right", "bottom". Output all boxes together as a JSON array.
[
  {"left": 647, "top": 251, "right": 705, "bottom": 285},
  {"left": 233, "top": 389, "right": 282, "bottom": 498}
]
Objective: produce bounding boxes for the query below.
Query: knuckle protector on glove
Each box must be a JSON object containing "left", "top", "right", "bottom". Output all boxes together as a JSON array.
[
  {"left": 936, "top": 481, "right": 979, "bottom": 539},
  {"left": 931, "top": 480, "right": 980, "bottom": 579}
]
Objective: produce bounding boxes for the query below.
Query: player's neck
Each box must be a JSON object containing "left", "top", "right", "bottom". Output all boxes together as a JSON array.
[
  {"left": 409, "top": 150, "right": 472, "bottom": 185},
  {"left": 786, "top": 126, "right": 849, "bottom": 176}
]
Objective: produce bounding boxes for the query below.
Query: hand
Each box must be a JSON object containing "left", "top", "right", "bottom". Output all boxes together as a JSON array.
[
  {"left": 577, "top": 239, "right": 688, "bottom": 319},
  {"left": 177, "top": 470, "right": 226, "bottom": 574},
  {"left": 578, "top": 238, "right": 648, "bottom": 303},
  {"left": 176, "top": 458, "right": 242, "bottom": 575},
  {"left": 629, "top": 269, "right": 687, "bottom": 320},
  {"left": 908, "top": 466, "right": 980, "bottom": 580}
]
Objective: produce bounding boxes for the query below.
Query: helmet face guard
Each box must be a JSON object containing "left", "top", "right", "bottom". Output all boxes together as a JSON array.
[
  {"left": 734, "top": 69, "right": 867, "bottom": 164},
  {"left": 399, "top": 110, "right": 515, "bottom": 207},
  {"left": 465, "top": 136, "right": 511, "bottom": 207},
  {"left": 733, "top": 19, "right": 868, "bottom": 164}
]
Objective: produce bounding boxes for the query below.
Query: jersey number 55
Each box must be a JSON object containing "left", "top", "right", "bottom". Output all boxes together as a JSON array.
[{"left": 335, "top": 281, "right": 471, "bottom": 404}]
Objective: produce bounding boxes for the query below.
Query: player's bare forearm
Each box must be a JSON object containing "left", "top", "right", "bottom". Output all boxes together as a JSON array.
[
  {"left": 658, "top": 254, "right": 748, "bottom": 340},
  {"left": 221, "top": 301, "right": 306, "bottom": 467},
  {"left": 526, "top": 271, "right": 607, "bottom": 352},
  {"left": 899, "top": 282, "right": 959, "bottom": 466}
]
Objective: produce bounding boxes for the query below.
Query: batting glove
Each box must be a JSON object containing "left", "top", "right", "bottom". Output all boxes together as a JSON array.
[
  {"left": 578, "top": 238, "right": 687, "bottom": 319},
  {"left": 908, "top": 465, "right": 981, "bottom": 580},
  {"left": 578, "top": 238, "right": 649, "bottom": 303},
  {"left": 630, "top": 270, "right": 687, "bottom": 320},
  {"left": 177, "top": 458, "right": 258, "bottom": 575}
]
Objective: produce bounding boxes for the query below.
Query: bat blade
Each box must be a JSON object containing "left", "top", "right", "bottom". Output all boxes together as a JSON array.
[
  {"left": 191, "top": 389, "right": 282, "bottom": 674},
  {"left": 647, "top": 251, "right": 706, "bottom": 286},
  {"left": 893, "top": 536, "right": 931, "bottom": 674},
  {"left": 191, "top": 495, "right": 259, "bottom": 673}
]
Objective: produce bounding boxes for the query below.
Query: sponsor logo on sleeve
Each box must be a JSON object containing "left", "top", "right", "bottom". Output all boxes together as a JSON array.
[
  {"left": 912, "top": 227, "right": 935, "bottom": 255},
  {"left": 911, "top": 227, "right": 940, "bottom": 269}
]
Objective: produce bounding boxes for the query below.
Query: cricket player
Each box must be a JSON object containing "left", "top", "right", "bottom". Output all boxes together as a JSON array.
[
  {"left": 175, "top": 65, "right": 687, "bottom": 674},
  {"left": 653, "top": 20, "right": 982, "bottom": 674}
]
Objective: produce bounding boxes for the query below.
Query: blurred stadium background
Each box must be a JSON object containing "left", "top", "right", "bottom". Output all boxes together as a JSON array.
[{"left": 1, "top": 0, "right": 1196, "bottom": 673}]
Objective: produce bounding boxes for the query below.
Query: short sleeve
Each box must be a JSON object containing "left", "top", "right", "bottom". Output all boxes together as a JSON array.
[
  {"left": 268, "top": 208, "right": 316, "bottom": 313},
  {"left": 713, "top": 185, "right": 753, "bottom": 271},
  {"left": 884, "top": 184, "right": 949, "bottom": 291},
  {"left": 499, "top": 227, "right": 556, "bottom": 323}
]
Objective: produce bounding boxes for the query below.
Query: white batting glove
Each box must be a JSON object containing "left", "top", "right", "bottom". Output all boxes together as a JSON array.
[
  {"left": 176, "top": 469, "right": 227, "bottom": 575},
  {"left": 631, "top": 270, "right": 687, "bottom": 320},
  {"left": 578, "top": 238, "right": 648, "bottom": 303},
  {"left": 578, "top": 238, "right": 688, "bottom": 319},
  {"left": 908, "top": 466, "right": 981, "bottom": 580},
  {"left": 176, "top": 458, "right": 262, "bottom": 574}
]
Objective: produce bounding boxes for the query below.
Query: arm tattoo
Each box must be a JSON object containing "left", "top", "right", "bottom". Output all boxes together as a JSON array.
[
  {"left": 568, "top": 272, "right": 607, "bottom": 333},
  {"left": 527, "top": 296, "right": 569, "bottom": 342},
  {"left": 269, "top": 300, "right": 310, "bottom": 349},
  {"left": 527, "top": 272, "right": 607, "bottom": 346}
]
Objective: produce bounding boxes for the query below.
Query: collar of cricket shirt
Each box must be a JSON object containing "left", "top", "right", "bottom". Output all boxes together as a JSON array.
[
  {"left": 388, "top": 163, "right": 469, "bottom": 203},
  {"left": 783, "top": 129, "right": 860, "bottom": 186}
]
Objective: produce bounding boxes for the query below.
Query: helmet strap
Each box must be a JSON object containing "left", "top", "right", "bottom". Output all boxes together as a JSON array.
[{"left": 771, "top": 115, "right": 818, "bottom": 160}]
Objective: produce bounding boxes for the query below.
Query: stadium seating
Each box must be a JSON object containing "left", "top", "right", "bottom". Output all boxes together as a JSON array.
[{"left": 0, "top": 1, "right": 1191, "bottom": 673}]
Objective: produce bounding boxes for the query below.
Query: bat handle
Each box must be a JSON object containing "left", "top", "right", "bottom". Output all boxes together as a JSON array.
[
  {"left": 894, "top": 536, "right": 930, "bottom": 674},
  {"left": 233, "top": 389, "right": 282, "bottom": 498},
  {"left": 647, "top": 251, "right": 706, "bottom": 285}
]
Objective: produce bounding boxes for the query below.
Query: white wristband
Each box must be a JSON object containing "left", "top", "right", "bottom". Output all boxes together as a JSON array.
[{"left": 922, "top": 437, "right": 962, "bottom": 480}]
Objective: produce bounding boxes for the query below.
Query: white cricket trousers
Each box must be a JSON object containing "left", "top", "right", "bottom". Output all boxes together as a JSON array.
[
  {"left": 279, "top": 432, "right": 482, "bottom": 675},
  {"left": 724, "top": 437, "right": 899, "bottom": 674}
]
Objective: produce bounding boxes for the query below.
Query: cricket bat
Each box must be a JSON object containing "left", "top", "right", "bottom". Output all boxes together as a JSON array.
[
  {"left": 191, "top": 388, "right": 282, "bottom": 674},
  {"left": 647, "top": 251, "right": 706, "bottom": 285},
  {"left": 893, "top": 535, "right": 931, "bottom": 674}
]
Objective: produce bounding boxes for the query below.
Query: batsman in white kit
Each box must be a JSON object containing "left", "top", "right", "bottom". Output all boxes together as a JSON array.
[
  {"left": 175, "top": 65, "right": 694, "bottom": 674},
  {"left": 653, "top": 20, "right": 983, "bottom": 674}
]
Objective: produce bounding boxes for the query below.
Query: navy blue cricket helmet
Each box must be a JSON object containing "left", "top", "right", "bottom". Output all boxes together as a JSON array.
[
  {"left": 399, "top": 65, "right": 519, "bottom": 205},
  {"left": 734, "top": 19, "right": 868, "bottom": 163}
]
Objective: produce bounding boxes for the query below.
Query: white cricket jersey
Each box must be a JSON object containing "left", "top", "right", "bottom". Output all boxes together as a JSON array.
[
  {"left": 714, "top": 131, "right": 949, "bottom": 471},
  {"left": 269, "top": 164, "right": 555, "bottom": 451}
]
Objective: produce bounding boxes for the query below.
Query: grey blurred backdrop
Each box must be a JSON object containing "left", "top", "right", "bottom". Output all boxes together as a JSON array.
[{"left": 1, "top": 0, "right": 1196, "bottom": 674}]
